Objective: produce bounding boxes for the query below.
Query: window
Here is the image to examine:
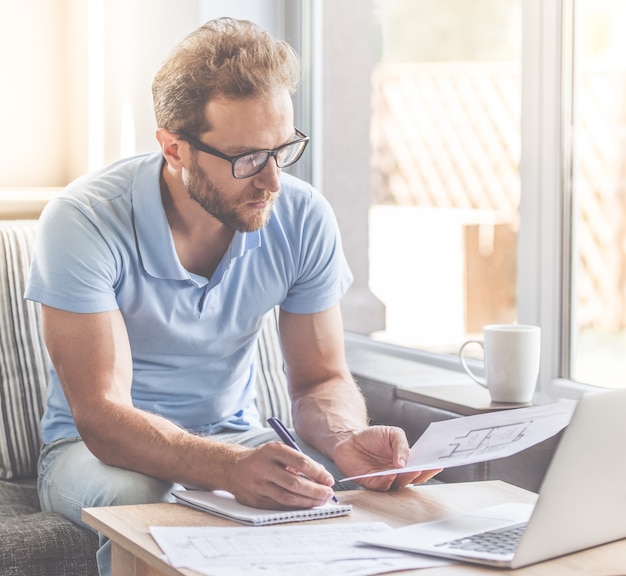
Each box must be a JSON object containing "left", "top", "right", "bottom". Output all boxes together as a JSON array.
[
  {"left": 369, "top": 0, "right": 522, "bottom": 352},
  {"left": 0, "top": 0, "right": 69, "bottom": 188},
  {"left": 570, "top": 0, "right": 626, "bottom": 387},
  {"left": 0, "top": 0, "right": 204, "bottom": 217},
  {"left": 0, "top": 0, "right": 302, "bottom": 217},
  {"left": 324, "top": 0, "right": 625, "bottom": 393}
]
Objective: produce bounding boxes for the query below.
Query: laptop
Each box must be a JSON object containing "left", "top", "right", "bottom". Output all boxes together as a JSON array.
[{"left": 360, "top": 388, "right": 626, "bottom": 568}]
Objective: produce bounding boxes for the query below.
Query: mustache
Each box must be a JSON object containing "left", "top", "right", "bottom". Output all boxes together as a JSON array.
[{"left": 247, "top": 190, "right": 278, "bottom": 203}]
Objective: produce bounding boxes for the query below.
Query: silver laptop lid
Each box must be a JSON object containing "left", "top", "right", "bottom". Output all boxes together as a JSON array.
[{"left": 513, "top": 388, "right": 626, "bottom": 567}]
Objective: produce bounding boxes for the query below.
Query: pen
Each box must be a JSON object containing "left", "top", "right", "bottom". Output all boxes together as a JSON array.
[{"left": 267, "top": 417, "right": 339, "bottom": 503}]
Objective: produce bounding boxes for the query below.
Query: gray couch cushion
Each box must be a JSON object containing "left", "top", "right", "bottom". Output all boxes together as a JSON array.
[{"left": 0, "top": 479, "right": 98, "bottom": 576}]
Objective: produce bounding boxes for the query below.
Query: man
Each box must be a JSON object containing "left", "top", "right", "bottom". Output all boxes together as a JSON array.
[{"left": 26, "top": 17, "right": 440, "bottom": 575}]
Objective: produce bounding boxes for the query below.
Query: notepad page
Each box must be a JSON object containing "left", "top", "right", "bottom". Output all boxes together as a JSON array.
[{"left": 172, "top": 489, "right": 352, "bottom": 525}]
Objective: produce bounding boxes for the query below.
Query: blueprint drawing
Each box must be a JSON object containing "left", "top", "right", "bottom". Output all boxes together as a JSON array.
[{"left": 341, "top": 401, "right": 576, "bottom": 482}]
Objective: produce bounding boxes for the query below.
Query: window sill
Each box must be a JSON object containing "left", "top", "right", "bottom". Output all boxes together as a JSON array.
[
  {"left": 345, "top": 331, "right": 492, "bottom": 416},
  {"left": 344, "top": 332, "right": 585, "bottom": 413},
  {"left": 345, "top": 330, "right": 479, "bottom": 383},
  {"left": 0, "top": 187, "right": 62, "bottom": 219}
]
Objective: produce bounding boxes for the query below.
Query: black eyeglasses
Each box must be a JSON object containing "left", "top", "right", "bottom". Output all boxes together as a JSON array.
[{"left": 172, "top": 128, "right": 309, "bottom": 179}]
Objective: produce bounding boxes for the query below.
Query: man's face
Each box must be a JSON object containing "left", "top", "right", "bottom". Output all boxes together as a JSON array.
[
  {"left": 181, "top": 90, "right": 295, "bottom": 232},
  {"left": 183, "top": 150, "right": 277, "bottom": 232}
]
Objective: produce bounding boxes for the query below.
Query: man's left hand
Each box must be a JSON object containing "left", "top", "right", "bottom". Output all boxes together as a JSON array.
[{"left": 333, "top": 425, "right": 442, "bottom": 491}]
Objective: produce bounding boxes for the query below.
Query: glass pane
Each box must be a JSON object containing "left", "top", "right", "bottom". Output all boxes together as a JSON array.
[
  {"left": 370, "top": 0, "right": 522, "bottom": 353},
  {"left": 572, "top": 0, "right": 626, "bottom": 387}
]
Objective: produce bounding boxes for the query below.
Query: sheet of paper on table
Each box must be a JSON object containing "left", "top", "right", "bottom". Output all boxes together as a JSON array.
[
  {"left": 150, "top": 522, "right": 450, "bottom": 576},
  {"left": 341, "top": 400, "right": 577, "bottom": 482}
]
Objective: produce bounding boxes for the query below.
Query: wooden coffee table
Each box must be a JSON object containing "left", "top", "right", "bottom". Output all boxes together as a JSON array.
[{"left": 83, "top": 480, "right": 626, "bottom": 575}]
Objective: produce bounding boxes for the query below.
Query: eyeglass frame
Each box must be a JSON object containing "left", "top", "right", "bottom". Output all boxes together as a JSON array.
[{"left": 170, "top": 128, "right": 310, "bottom": 179}]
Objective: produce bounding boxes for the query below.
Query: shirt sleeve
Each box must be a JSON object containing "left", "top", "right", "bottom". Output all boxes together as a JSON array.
[
  {"left": 279, "top": 187, "right": 354, "bottom": 314},
  {"left": 25, "top": 198, "right": 120, "bottom": 313}
]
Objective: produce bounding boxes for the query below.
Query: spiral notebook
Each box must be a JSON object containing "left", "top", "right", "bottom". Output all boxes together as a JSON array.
[{"left": 171, "top": 489, "right": 352, "bottom": 526}]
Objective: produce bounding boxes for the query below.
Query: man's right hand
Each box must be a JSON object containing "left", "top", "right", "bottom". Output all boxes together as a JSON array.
[{"left": 224, "top": 441, "right": 335, "bottom": 510}]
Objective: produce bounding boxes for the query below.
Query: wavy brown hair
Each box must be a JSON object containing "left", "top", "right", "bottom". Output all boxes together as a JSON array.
[{"left": 152, "top": 17, "right": 301, "bottom": 136}]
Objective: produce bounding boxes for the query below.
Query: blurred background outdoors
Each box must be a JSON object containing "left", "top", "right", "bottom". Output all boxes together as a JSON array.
[{"left": 368, "top": 0, "right": 626, "bottom": 386}]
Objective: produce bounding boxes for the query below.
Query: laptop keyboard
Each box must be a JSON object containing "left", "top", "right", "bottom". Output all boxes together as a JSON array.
[{"left": 434, "top": 523, "right": 527, "bottom": 556}]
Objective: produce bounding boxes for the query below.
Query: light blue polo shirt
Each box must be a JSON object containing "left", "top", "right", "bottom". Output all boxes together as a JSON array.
[{"left": 26, "top": 152, "right": 353, "bottom": 444}]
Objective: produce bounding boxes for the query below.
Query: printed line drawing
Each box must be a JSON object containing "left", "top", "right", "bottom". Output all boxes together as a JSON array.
[
  {"left": 438, "top": 421, "right": 531, "bottom": 461},
  {"left": 341, "top": 401, "right": 577, "bottom": 482}
]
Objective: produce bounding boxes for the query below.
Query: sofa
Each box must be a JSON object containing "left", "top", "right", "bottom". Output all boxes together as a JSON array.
[{"left": 0, "top": 219, "right": 294, "bottom": 575}]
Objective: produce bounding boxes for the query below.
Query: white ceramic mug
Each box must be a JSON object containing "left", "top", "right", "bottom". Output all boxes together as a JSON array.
[{"left": 459, "top": 324, "right": 541, "bottom": 403}]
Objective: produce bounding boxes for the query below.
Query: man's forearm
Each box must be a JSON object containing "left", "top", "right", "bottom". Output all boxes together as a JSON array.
[
  {"left": 78, "top": 402, "right": 247, "bottom": 490},
  {"left": 290, "top": 376, "right": 369, "bottom": 460}
]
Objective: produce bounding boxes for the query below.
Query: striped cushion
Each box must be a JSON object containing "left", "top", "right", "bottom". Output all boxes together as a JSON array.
[
  {"left": 0, "top": 220, "right": 49, "bottom": 480},
  {"left": 0, "top": 220, "right": 291, "bottom": 479},
  {"left": 255, "top": 307, "right": 292, "bottom": 426}
]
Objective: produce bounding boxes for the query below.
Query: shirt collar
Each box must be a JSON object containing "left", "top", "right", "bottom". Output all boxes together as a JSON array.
[{"left": 131, "top": 153, "right": 261, "bottom": 282}]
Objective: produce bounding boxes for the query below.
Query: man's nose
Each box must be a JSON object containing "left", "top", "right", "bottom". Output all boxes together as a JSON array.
[{"left": 252, "top": 157, "right": 281, "bottom": 192}]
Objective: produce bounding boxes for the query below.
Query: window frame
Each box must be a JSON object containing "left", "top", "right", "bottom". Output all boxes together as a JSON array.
[
  {"left": 518, "top": 0, "right": 572, "bottom": 393},
  {"left": 519, "top": 0, "right": 595, "bottom": 396}
]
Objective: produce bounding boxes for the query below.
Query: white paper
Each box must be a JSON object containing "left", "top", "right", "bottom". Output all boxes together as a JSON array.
[
  {"left": 150, "top": 522, "right": 449, "bottom": 575},
  {"left": 188, "top": 558, "right": 449, "bottom": 576},
  {"left": 341, "top": 400, "right": 576, "bottom": 482},
  {"left": 171, "top": 489, "right": 352, "bottom": 525}
]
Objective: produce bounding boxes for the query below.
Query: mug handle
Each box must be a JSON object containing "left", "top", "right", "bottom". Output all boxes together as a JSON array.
[{"left": 459, "top": 340, "right": 487, "bottom": 388}]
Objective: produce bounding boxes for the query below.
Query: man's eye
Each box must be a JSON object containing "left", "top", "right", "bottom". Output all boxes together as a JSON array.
[{"left": 248, "top": 152, "right": 268, "bottom": 167}]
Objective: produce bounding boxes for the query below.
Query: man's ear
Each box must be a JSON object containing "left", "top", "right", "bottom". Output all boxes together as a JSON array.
[{"left": 156, "top": 128, "right": 186, "bottom": 169}]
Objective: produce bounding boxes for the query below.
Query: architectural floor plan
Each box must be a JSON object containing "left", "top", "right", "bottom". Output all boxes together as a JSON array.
[{"left": 341, "top": 401, "right": 576, "bottom": 482}]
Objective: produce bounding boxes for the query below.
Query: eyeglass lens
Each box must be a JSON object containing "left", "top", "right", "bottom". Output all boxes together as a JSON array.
[{"left": 233, "top": 139, "right": 307, "bottom": 178}]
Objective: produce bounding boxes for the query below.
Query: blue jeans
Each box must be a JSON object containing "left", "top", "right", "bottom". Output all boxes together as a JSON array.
[{"left": 38, "top": 429, "right": 357, "bottom": 576}]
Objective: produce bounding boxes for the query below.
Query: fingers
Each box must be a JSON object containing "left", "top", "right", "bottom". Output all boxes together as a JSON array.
[
  {"left": 369, "top": 428, "right": 443, "bottom": 489},
  {"left": 353, "top": 466, "right": 443, "bottom": 492},
  {"left": 388, "top": 467, "right": 443, "bottom": 489},
  {"left": 417, "top": 468, "right": 444, "bottom": 484},
  {"left": 387, "top": 426, "right": 411, "bottom": 469},
  {"left": 388, "top": 467, "right": 444, "bottom": 489},
  {"left": 269, "top": 443, "right": 334, "bottom": 487},
  {"left": 250, "top": 442, "right": 335, "bottom": 507},
  {"left": 356, "top": 474, "right": 400, "bottom": 492}
]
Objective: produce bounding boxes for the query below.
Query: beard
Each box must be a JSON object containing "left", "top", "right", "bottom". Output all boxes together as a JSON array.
[{"left": 183, "top": 156, "right": 278, "bottom": 232}]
